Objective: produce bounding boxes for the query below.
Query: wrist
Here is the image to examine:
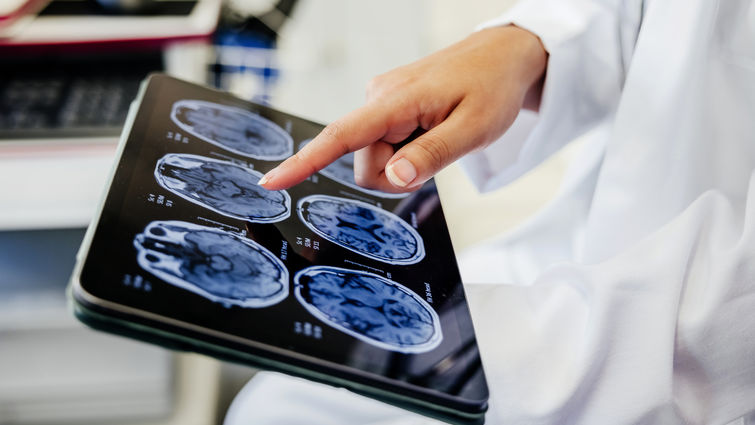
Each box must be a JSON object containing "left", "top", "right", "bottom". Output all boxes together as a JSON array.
[
  {"left": 477, "top": 25, "right": 547, "bottom": 111},
  {"left": 508, "top": 25, "right": 547, "bottom": 111}
]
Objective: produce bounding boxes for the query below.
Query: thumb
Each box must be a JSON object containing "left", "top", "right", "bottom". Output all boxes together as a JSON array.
[{"left": 384, "top": 108, "right": 485, "bottom": 188}]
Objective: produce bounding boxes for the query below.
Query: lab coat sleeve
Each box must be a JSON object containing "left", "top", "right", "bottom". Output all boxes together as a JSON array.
[
  {"left": 460, "top": 0, "right": 639, "bottom": 192},
  {"left": 465, "top": 172, "right": 755, "bottom": 423},
  {"left": 224, "top": 176, "right": 755, "bottom": 424}
]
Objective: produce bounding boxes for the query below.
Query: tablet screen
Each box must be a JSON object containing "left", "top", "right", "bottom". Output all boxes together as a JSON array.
[{"left": 79, "top": 75, "right": 487, "bottom": 406}]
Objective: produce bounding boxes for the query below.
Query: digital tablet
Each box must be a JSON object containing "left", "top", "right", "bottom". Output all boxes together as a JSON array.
[{"left": 69, "top": 74, "right": 489, "bottom": 425}]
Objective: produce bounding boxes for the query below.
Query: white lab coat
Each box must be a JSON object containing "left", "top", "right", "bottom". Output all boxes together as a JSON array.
[{"left": 225, "top": 0, "right": 755, "bottom": 423}]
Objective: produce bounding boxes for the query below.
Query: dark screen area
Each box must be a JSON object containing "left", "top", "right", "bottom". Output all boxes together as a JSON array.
[
  {"left": 78, "top": 74, "right": 487, "bottom": 404},
  {"left": 0, "top": 52, "right": 163, "bottom": 137},
  {"left": 39, "top": 0, "right": 197, "bottom": 16}
]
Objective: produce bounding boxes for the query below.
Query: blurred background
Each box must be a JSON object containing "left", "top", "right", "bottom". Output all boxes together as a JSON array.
[{"left": 0, "top": 0, "right": 574, "bottom": 423}]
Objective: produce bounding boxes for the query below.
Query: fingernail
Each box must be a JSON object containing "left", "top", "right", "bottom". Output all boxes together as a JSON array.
[
  {"left": 258, "top": 170, "right": 273, "bottom": 186},
  {"left": 386, "top": 158, "right": 417, "bottom": 187}
]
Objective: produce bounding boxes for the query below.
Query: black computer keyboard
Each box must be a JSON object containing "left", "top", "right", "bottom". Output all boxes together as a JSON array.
[{"left": 0, "top": 52, "right": 163, "bottom": 139}]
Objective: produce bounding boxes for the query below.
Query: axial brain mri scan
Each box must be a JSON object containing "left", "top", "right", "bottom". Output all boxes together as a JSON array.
[
  {"left": 298, "top": 139, "right": 408, "bottom": 199},
  {"left": 155, "top": 153, "right": 291, "bottom": 223},
  {"left": 134, "top": 220, "right": 289, "bottom": 308},
  {"left": 297, "top": 195, "right": 425, "bottom": 265},
  {"left": 171, "top": 100, "right": 293, "bottom": 160},
  {"left": 295, "top": 266, "right": 442, "bottom": 353}
]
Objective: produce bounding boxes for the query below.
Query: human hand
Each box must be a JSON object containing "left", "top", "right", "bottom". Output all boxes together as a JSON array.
[{"left": 258, "top": 25, "right": 547, "bottom": 192}]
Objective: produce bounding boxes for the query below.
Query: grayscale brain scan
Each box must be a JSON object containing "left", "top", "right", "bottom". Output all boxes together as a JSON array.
[
  {"left": 154, "top": 153, "right": 291, "bottom": 223},
  {"left": 294, "top": 266, "right": 442, "bottom": 353},
  {"left": 134, "top": 220, "right": 289, "bottom": 308},
  {"left": 297, "top": 195, "right": 425, "bottom": 265},
  {"left": 171, "top": 99, "right": 293, "bottom": 160},
  {"left": 298, "top": 139, "right": 408, "bottom": 199}
]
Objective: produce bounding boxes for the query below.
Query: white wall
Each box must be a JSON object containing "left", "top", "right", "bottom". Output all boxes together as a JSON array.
[
  {"left": 272, "top": 1, "right": 518, "bottom": 122},
  {"left": 426, "top": 0, "right": 520, "bottom": 50}
]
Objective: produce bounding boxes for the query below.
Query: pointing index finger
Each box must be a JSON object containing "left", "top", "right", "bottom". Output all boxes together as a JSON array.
[{"left": 259, "top": 104, "right": 390, "bottom": 190}]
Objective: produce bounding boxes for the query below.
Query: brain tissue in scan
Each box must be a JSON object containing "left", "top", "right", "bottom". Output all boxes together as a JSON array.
[
  {"left": 295, "top": 266, "right": 442, "bottom": 353},
  {"left": 134, "top": 220, "right": 288, "bottom": 308},
  {"left": 298, "top": 139, "right": 407, "bottom": 199},
  {"left": 155, "top": 153, "right": 291, "bottom": 223},
  {"left": 171, "top": 100, "right": 293, "bottom": 160},
  {"left": 297, "top": 195, "right": 425, "bottom": 265}
]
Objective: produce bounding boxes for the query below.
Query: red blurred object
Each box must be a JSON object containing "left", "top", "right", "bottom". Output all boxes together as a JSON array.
[
  {"left": 0, "top": 0, "right": 48, "bottom": 24},
  {"left": 0, "top": 0, "right": 220, "bottom": 52},
  {"left": 0, "top": 0, "right": 51, "bottom": 37}
]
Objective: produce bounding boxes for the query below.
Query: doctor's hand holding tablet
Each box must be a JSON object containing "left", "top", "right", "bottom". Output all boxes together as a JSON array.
[{"left": 258, "top": 25, "right": 547, "bottom": 193}]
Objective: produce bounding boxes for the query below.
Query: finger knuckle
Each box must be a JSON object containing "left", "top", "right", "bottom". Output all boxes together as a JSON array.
[
  {"left": 366, "top": 72, "right": 413, "bottom": 101},
  {"left": 366, "top": 76, "right": 384, "bottom": 97},
  {"left": 291, "top": 152, "right": 318, "bottom": 175},
  {"left": 321, "top": 122, "right": 344, "bottom": 141},
  {"left": 319, "top": 122, "right": 352, "bottom": 157},
  {"left": 353, "top": 170, "right": 365, "bottom": 186},
  {"left": 354, "top": 170, "right": 383, "bottom": 190},
  {"left": 413, "top": 134, "right": 451, "bottom": 171},
  {"left": 353, "top": 171, "right": 371, "bottom": 188}
]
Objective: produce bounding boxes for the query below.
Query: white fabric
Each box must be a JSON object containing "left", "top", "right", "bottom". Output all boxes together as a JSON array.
[
  {"left": 224, "top": 372, "right": 432, "bottom": 425},
  {"left": 226, "top": 0, "right": 755, "bottom": 423}
]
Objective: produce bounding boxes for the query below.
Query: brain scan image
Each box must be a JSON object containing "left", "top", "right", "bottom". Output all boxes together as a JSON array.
[
  {"left": 171, "top": 100, "right": 293, "bottom": 160},
  {"left": 294, "top": 266, "right": 442, "bottom": 353},
  {"left": 297, "top": 195, "right": 424, "bottom": 265},
  {"left": 134, "top": 220, "right": 288, "bottom": 308},
  {"left": 298, "top": 139, "right": 408, "bottom": 199},
  {"left": 155, "top": 153, "right": 291, "bottom": 223}
]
